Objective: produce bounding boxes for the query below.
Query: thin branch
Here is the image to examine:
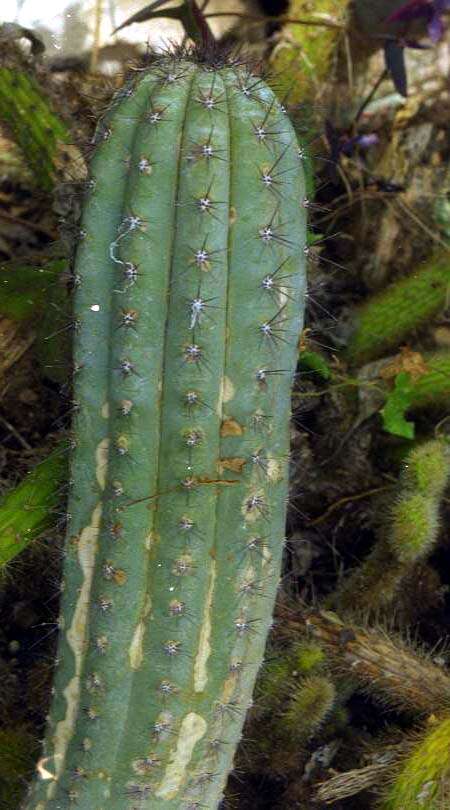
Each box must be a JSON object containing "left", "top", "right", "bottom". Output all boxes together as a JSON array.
[{"left": 204, "top": 12, "right": 344, "bottom": 30}]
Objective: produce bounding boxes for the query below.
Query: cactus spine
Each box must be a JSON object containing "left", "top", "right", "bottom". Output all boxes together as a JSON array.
[{"left": 25, "top": 51, "right": 307, "bottom": 809}]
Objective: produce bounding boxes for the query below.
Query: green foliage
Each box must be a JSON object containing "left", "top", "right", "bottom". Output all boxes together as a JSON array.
[
  {"left": 257, "top": 640, "right": 326, "bottom": 709},
  {"left": 0, "top": 261, "right": 67, "bottom": 322},
  {"left": 299, "top": 349, "right": 332, "bottom": 381},
  {"left": 257, "top": 655, "right": 293, "bottom": 707},
  {"left": 0, "top": 452, "right": 67, "bottom": 571},
  {"left": 25, "top": 52, "right": 307, "bottom": 810},
  {"left": 381, "top": 371, "right": 415, "bottom": 438},
  {"left": 381, "top": 353, "right": 450, "bottom": 438}
]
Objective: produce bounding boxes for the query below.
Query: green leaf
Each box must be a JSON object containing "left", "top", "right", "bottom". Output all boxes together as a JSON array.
[
  {"left": 381, "top": 371, "right": 415, "bottom": 439},
  {"left": 299, "top": 349, "right": 332, "bottom": 380},
  {"left": 112, "top": 0, "right": 213, "bottom": 43}
]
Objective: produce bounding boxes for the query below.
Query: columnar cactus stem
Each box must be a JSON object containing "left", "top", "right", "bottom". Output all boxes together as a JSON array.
[{"left": 25, "top": 49, "right": 307, "bottom": 809}]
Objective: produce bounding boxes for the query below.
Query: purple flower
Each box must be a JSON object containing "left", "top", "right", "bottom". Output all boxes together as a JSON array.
[
  {"left": 340, "top": 133, "right": 379, "bottom": 156},
  {"left": 386, "top": 0, "right": 450, "bottom": 43}
]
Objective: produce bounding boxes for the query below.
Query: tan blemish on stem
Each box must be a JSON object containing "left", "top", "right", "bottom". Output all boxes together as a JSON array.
[
  {"left": 221, "top": 671, "right": 238, "bottom": 705},
  {"left": 267, "top": 459, "right": 283, "bottom": 482},
  {"left": 217, "top": 376, "right": 235, "bottom": 416},
  {"left": 155, "top": 713, "right": 207, "bottom": 799},
  {"left": 101, "top": 401, "right": 109, "bottom": 419},
  {"left": 48, "top": 501, "right": 102, "bottom": 798},
  {"left": 262, "top": 546, "right": 273, "bottom": 568},
  {"left": 278, "top": 285, "right": 290, "bottom": 308},
  {"left": 145, "top": 530, "right": 158, "bottom": 550},
  {"left": 239, "top": 562, "right": 255, "bottom": 595},
  {"left": 218, "top": 457, "right": 246, "bottom": 474},
  {"left": 222, "top": 376, "right": 235, "bottom": 402},
  {"left": 36, "top": 757, "right": 58, "bottom": 782},
  {"left": 95, "top": 437, "right": 109, "bottom": 490},
  {"left": 194, "top": 561, "right": 216, "bottom": 692},
  {"left": 220, "top": 418, "right": 244, "bottom": 437},
  {"left": 129, "top": 594, "right": 152, "bottom": 670}
]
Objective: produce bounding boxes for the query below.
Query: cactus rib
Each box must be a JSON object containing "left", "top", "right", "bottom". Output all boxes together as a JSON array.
[{"left": 25, "top": 51, "right": 307, "bottom": 810}]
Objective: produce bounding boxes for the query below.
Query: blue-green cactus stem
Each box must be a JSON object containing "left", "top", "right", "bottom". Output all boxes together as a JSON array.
[{"left": 25, "top": 52, "right": 307, "bottom": 810}]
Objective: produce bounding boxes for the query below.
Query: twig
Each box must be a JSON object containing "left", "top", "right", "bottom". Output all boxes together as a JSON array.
[
  {"left": 204, "top": 12, "right": 344, "bottom": 30},
  {"left": 0, "top": 211, "right": 56, "bottom": 239},
  {"left": 0, "top": 415, "right": 32, "bottom": 450}
]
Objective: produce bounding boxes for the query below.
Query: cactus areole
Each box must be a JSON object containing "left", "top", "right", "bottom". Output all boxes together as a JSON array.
[{"left": 26, "top": 48, "right": 307, "bottom": 809}]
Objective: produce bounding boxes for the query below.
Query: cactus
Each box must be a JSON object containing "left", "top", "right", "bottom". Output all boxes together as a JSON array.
[
  {"left": 330, "top": 438, "right": 450, "bottom": 613},
  {"left": 305, "top": 611, "right": 450, "bottom": 717},
  {"left": 407, "top": 352, "right": 450, "bottom": 411},
  {"left": 282, "top": 675, "right": 336, "bottom": 742},
  {"left": 24, "top": 48, "right": 307, "bottom": 809},
  {"left": 345, "top": 253, "right": 450, "bottom": 365},
  {"left": 256, "top": 639, "right": 328, "bottom": 709},
  {"left": 379, "top": 717, "right": 450, "bottom": 810},
  {"left": 401, "top": 438, "right": 450, "bottom": 498},
  {"left": 248, "top": 639, "right": 337, "bottom": 775}
]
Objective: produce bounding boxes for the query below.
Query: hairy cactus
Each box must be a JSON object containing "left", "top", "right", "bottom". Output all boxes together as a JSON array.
[
  {"left": 283, "top": 675, "right": 336, "bottom": 742},
  {"left": 304, "top": 611, "right": 450, "bottom": 717},
  {"left": 330, "top": 438, "right": 450, "bottom": 613},
  {"left": 345, "top": 253, "right": 450, "bottom": 365},
  {"left": 407, "top": 352, "right": 450, "bottom": 411},
  {"left": 380, "top": 717, "right": 450, "bottom": 810},
  {"left": 24, "top": 48, "right": 307, "bottom": 809}
]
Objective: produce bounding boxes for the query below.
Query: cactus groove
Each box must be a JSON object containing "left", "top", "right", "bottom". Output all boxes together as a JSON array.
[{"left": 25, "top": 50, "right": 307, "bottom": 810}]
